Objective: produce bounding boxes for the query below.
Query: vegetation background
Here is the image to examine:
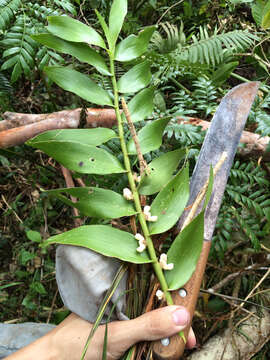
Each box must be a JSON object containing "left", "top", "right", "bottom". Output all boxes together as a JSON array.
[{"left": 0, "top": 0, "right": 270, "bottom": 358}]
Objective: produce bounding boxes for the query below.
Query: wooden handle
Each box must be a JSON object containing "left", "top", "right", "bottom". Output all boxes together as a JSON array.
[{"left": 152, "top": 241, "right": 211, "bottom": 360}]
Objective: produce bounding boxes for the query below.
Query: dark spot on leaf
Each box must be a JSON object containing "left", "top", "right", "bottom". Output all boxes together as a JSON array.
[
  {"left": 172, "top": 188, "right": 175, "bottom": 192},
  {"left": 78, "top": 161, "right": 84, "bottom": 167},
  {"left": 151, "top": 168, "right": 155, "bottom": 171},
  {"left": 90, "top": 158, "right": 95, "bottom": 162}
]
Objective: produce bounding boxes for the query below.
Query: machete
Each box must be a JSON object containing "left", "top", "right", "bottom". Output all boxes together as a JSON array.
[{"left": 152, "top": 81, "right": 260, "bottom": 360}]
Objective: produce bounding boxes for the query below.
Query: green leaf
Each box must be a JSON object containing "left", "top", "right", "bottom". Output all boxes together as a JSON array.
[
  {"left": 165, "top": 212, "right": 204, "bottom": 290},
  {"left": 0, "top": 282, "right": 22, "bottom": 291},
  {"left": 19, "top": 249, "right": 36, "bottom": 266},
  {"left": 30, "top": 282, "right": 47, "bottom": 295},
  {"left": 95, "top": 9, "right": 111, "bottom": 47},
  {"left": 115, "top": 26, "right": 156, "bottom": 61},
  {"left": 11, "top": 62, "right": 22, "bottom": 83},
  {"left": 251, "top": 1, "right": 264, "bottom": 27},
  {"left": 27, "top": 141, "right": 125, "bottom": 174},
  {"left": 109, "top": 0, "right": 127, "bottom": 47},
  {"left": 118, "top": 61, "right": 152, "bottom": 93},
  {"left": 127, "top": 117, "right": 170, "bottom": 155},
  {"left": 26, "top": 230, "right": 42, "bottom": 243},
  {"left": 127, "top": 88, "right": 154, "bottom": 122},
  {"left": 139, "top": 149, "right": 186, "bottom": 195},
  {"left": 43, "top": 225, "right": 152, "bottom": 264},
  {"left": 262, "top": 5, "right": 270, "bottom": 29},
  {"left": 47, "top": 187, "right": 137, "bottom": 218},
  {"left": 32, "top": 34, "right": 110, "bottom": 75},
  {"left": 211, "top": 61, "right": 238, "bottom": 86},
  {"left": 44, "top": 66, "right": 113, "bottom": 106},
  {"left": 47, "top": 16, "right": 106, "bottom": 49},
  {"left": 149, "top": 165, "right": 189, "bottom": 235},
  {"left": 27, "top": 128, "right": 117, "bottom": 147}
]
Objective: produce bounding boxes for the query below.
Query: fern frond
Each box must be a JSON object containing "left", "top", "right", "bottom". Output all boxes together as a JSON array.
[
  {"left": 230, "top": 160, "right": 269, "bottom": 186},
  {"left": 233, "top": 208, "right": 260, "bottom": 250},
  {"left": 226, "top": 185, "right": 265, "bottom": 218},
  {"left": 150, "top": 22, "right": 186, "bottom": 54},
  {"left": 28, "top": 2, "right": 60, "bottom": 22},
  {"left": 49, "top": 0, "right": 77, "bottom": 15},
  {"left": 256, "top": 113, "right": 270, "bottom": 136},
  {"left": 0, "top": 0, "right": 20, "bottom": 31},
  {"left": 0, "top": 71, "right": 12, "bottom": 93},
  {"left": 180, "top": 29, "right": 258, "bottom": 67},
  {"left": 192, "top": 77, "right": 218, "bottom": 116},
  {"left": 164, "top": 121, "right": 205, "bottom": 146},
  {"left": 0, "top": 15, "right": 38, "bottom": 82}
]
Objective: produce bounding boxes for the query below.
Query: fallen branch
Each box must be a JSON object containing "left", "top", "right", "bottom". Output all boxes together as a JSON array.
[
  {"left": 0, "top": 109, "right": 269, "bottom": 162},
  {"left": 187, "top": 307, "right": 270, "bottom": 360},
  {"left": 0, "top": 112, "right": 80, "bottom": 148}
]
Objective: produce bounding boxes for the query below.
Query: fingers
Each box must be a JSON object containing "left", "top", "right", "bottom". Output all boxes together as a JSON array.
[
  {"left": 107, "top": 306, "right": 196, "bottom": 356},
  {"left": 186, "top": 327, "right": 196, "bottom": 349}
]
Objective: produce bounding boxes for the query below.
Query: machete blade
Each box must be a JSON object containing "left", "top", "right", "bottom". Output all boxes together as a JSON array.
[{"left": 177, "top": 81, "right": 260, "bottom": 240}]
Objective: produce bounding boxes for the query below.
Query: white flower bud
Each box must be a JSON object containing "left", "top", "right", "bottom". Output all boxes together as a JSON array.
[
  {"left": 143, "top": 205, "right": 151, "bottom": 215},
  {"left": 148, "top": 215, "right": 158, "bottom": 222},
  {"left": 156, "top": 290, "right": 164, "bottom": 300},
  {"left": 135, "top": 233, "right": 145, "bottom": 242},
  {"left": 159, "top": 253, "right": 174, "bottom": 270},
  {"left": 136, "top": 243, "right": 146, "bottom": 253},
  {"left": 133, "top": 173, "right": 141, "bottom": 183},
  {"left": 123, "top": 188, "right": 133, "bottom": 200}
]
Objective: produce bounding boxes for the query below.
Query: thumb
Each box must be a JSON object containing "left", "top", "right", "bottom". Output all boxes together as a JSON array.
[
  {"left": 109, "top": 306, "right": 190, "bottom": 351},
  {"left": 132, "top": 305, "right": 190, "bottom": 342}
]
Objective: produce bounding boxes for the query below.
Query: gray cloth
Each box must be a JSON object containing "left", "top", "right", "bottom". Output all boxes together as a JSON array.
[
  {"left": 0, "top": 323, "right": 55, "bottom": 358},
  {"left": 0, "top": 245, "right": 128, "bottom": 358},
  {"left": 56, "top": 245, "right": 128, "bottom": 323}
]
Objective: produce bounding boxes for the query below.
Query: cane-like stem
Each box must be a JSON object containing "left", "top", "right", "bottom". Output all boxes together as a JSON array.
[{"left": 109, "top": 56, "right": 174, "bottom": 306}]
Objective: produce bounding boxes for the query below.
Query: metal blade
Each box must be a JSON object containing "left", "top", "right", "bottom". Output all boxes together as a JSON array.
[{"left": 177, "top": 82, "right": 260, "bottom": 241}]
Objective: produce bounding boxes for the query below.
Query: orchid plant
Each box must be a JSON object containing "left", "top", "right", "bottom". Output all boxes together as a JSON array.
[{"left": 27, "top": 0, "right": 207, "bottom": 348}]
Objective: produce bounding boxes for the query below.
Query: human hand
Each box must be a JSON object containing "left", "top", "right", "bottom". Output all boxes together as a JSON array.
[
  {"left": 52, "top": 306, "right": 196, "bottom": 360},
  {"left": 6, "top": 306, "right": 195, "bottom": 360}
]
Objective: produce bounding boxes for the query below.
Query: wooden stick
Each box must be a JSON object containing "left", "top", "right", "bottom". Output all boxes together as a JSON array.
[{"left": 1, "top": 109, "right": 269, "bottom": 161}]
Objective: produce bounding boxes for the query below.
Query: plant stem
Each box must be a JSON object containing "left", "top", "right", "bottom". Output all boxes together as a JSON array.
[{"left": 110, "top": 56, "right": 173, "bottom": 306}]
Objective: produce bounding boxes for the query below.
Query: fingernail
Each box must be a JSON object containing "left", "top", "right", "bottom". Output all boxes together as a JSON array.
[{"left": 172, "top": 308, "right": 189, "bottom": 326}]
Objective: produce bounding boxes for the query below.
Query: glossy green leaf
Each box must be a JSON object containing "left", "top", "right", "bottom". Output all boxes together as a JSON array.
[
  {"left": 127, "top": 88, "right": 154, "bottom": 122},
  {"left": 165, "top": 212, "right": 204, "bottom": 290},
  {"left": 262, "top": 9, "right": 270, "bottom": 29},
  {"left": 139, "top": 149, "right": 186, "bottom": 195},
  {"left": 28, "top": 128, "right": 117, "bottom": 147},
  {"left": 27, "top": 141, "right": 125, "bottom": 174},
  {"left": 47, "top": 16, "right": 106, "bottom": 49},
  {"left": 95, "top": 9, "right": 111, "bottom": 47},
  {"left": 43, "top": 225, "right": 152, "bottom": 264},
  {"left": 212, "top": 61, "right": 238, "bottom": 87},
  {"left": 118, "top": 61, "right": 152, "bottom": 93},
  {"left": 47, "top": 187, "right": 137, "bottom": 218},
  {"left": 44, "top": 66, "right": 113, "bottom": 106},
  {"left": 32, "top": 34, "right": 110, "bottom": 75},
  {"left": 109, "top": 0, "right": 127, "bottom": 47},
  {"left": 115, "top": 26, "right": 156, "bottom": 61},
  {"left": 149, "top": 165, "right": 189, "bottom": 235},
  {"left": 127, "top": 117, "right": 170, "bottom": 155}
]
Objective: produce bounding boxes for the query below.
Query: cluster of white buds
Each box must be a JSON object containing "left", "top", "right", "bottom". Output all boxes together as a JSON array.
[
  {"left": 159, "top": 253, "right": 174, "bottom": 270},
  {"left": 123, "top": 188, "right": 133, "bottom": 200},
  {"left": 156, "top": 289, "right": 164, "bottom": 300},
  {"left": 133, "top": 173, "right": 141, "bottom": 183},
  {"left": 143, "top": 205, "right": 158, "bottom": 222},
  {"left": 135, "top": 233, "right": 146, "bottom": 253}
]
